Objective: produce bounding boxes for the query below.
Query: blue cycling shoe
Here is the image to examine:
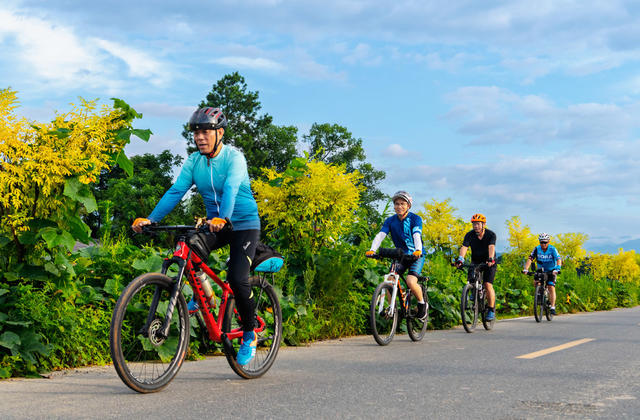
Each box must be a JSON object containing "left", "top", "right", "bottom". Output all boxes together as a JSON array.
[
  {"left": 485, "top": 309, "right": 495, "bottom": 321},
  {"left": 236, "top": 331, "right": 257, "bottom": 365},
  {"left": 187, "top": 297, "right": 199, "bottom": 314}
]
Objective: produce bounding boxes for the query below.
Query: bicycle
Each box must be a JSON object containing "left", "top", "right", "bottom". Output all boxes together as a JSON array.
[
  {"left": 109, "top": 224, "right": 283, "bottom": 393},
  {"left": 367, "top": 248, "right": 428, "bottom": 346},
  {"left": 454, "top": 262, "right": 494, "bottom": 333},
  {"left": 527, "top": 269, "right": 557, "bottom": 322}
]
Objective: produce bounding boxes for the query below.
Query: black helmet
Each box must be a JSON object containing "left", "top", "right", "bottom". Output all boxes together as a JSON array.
[{"left": 188, "top": 107, "right": 228, "bottom": 131}]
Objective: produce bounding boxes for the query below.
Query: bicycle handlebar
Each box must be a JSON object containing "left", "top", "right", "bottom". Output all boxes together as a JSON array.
[
  {"left": 367, "top": 248, "right": 417, "bottom": 263},
  {"left": 139, "top": 218, "right": 234, "bottom": 235}
]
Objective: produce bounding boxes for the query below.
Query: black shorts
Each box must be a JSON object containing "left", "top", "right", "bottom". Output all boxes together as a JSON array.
[{"left": 468, "top": 263, "right": 497, "bottom": 284}]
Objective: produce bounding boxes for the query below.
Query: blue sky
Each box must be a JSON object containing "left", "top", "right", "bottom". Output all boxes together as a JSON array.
[{"left": 2, "top": 0, "right": 639, "bottom": 252}]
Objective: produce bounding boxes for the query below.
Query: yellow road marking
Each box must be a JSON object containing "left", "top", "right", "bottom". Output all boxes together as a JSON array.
[{"left": 517, "top": 338, "right": 595, "bottom": 359}]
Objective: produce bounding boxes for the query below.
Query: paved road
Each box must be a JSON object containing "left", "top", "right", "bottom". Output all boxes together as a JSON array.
[{"left": 1, "top": 307, "right": 639, "bottom": 419}]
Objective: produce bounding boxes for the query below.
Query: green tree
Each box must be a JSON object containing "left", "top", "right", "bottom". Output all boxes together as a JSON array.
[
  {"left": 184, "top": 72, "right": 298, "bottom": 178},
  {"left": 88, "top": 150, "right": 190, "bottom": 239},
  {"left": 303, "top": 123, "right": 385, "bottom": 217}
]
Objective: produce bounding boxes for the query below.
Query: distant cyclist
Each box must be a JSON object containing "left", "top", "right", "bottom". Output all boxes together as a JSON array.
[
  {"left": 455, "top": 213, "right": 497, "bottom": 321},
  {"left": 366, "top": 191, "right": 427, "bottom": 321},
  {"left": 522, "top": 233, "right": 562, "bottom": 315},
  {"left": 131, "top": 107, "right": 260, "bottom": 366}
]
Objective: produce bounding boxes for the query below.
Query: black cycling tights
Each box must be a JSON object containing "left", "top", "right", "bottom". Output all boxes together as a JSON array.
[{"left": 214, "top": 229, "right": 260, "bottom": 332}]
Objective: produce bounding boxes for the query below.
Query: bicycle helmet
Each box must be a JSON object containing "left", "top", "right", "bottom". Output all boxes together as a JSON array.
[
  {"left": 188, "top": 107, "right": 228, "bottom": 131},
  {"left": 538, "top": 232, "right": 551, "bottom": 243},
  {"left": 470, "top": 213, "right": 486, "bottom": 223},
  {"left": 391, "top": 190, "right": 413, "bottom": 208}
]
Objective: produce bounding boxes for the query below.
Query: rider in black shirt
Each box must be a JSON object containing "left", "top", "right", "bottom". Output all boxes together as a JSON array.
[{"left": 455, "top": 213, "right": 497, "bottom": 320}]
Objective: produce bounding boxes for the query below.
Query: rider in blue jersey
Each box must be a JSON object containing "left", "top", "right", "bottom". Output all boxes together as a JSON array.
[
  {"left": 522, "top": 233, "right": 562, "bottom": 315},
  {"left": 132, "top": 107, "right": 260, "bottom": 365},
  {"left": 366, "top": 191, "right": 427, "bottom": 320}
]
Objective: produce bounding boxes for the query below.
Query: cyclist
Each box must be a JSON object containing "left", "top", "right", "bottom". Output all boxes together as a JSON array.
[
  {"left": 366, "top": 191, "right": 427, "bottom": 321},
  {"left": 131, "top": 107, "right": 260, "bottom": 366},
  {"left": 455, "top": 213, "right": 497, "bottom": 320},
  {"left": 522, "top": 233, "right": 562, "bottom": 315}
]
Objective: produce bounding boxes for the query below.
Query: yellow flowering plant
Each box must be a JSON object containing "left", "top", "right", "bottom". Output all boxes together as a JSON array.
[
  {"left": 253, "top": 155, "right": 363, "bottom": 258},
  {"left": 0, "top": 88, "right": 149, "bottom": 274}
]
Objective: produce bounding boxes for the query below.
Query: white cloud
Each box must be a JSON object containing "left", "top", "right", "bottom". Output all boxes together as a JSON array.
[
  {"left": 343, "top": 43, "right": 381, "bottom": 66},
  {"left": 212, "top": 56, "right": 286, "bottom": 72},
  {"left": 94, "top": 39, "right": 169, "bottom": 85},
  {"left": 444, "top": 86, "right": 639, "bottom": 145},
  {"left": 384, "top": 143, "right": 410, "bottom": 157},
  {"left": 133, "top": 102, "right": 196, "bottom": 119},
  {"left": 0, "top": 6, "right": 171, "bottom": 92}
]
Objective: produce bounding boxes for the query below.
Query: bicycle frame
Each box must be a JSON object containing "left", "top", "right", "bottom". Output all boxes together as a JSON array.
[{"left": 149, "top": 227, "right": 266, "bottom": 353}]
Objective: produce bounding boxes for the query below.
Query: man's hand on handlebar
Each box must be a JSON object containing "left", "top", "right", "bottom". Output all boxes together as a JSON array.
[
  {"left": 207, "top": 217, "right": 227, "bottom": 232},
  {"left": 365, "top": 250, "right": 375, "bottom": 258},
  {"left": 131, "top": 217, "right": 151, "bottom": 233},
  {"left": 412, "top": 250, "right": 422, "bottom": 259}
]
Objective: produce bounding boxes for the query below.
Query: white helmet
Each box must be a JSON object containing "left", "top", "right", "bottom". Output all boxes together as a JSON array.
[
  {"left": 392, "top": 190, "right": 413, "bottom": 208},
  {"left": 538, "top": 233, "right": 551, "bottom": 243}
]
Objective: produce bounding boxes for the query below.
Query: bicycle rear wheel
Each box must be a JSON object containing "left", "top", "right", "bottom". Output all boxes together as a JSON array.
[
  {"left": 407, "top": 282, "right": 428, "bottom": 342},
  {"left": 481, "top": 293, "right": 494, "bottom": 330},
  {"left": 110, "top": 273, "right": 190, "bottom": 393},
  {"left": 533, "top": 284, "right": 543, "bottom": 323},
  {"left": 544, "top": 289, "right": 554, "bottom": 321},
  {"left": 460, "top": 283, "right": 478, "bottom": 333},
  {"left": 223, "top": 274, "right": 282, "bottom": 379},
  {"left": 370, "top": 282, "right": 399, "bottom": 345}
]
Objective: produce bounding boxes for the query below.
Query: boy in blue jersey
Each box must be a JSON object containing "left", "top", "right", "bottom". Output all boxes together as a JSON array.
[
  {"left": 366, "top": 191, "right": 427, "bottom": 320},
  {"left": 132, "top": 107, "right": 260, "bottom": 365},
  {"left": 523, "top": 233, "right": 562, "bottom": 315}
]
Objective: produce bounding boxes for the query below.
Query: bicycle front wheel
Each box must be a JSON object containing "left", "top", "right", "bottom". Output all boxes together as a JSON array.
[
  {"left": 544, "top": 289, "right": 554, "bottom": 321},
  {"left": 407, "top": 282, "right": 428, "bottom": 342},
  {"left": 110, "top": 273, "right": 190, "bottom": 393},
  {"left": 460, "top": 283, "right": 478, "bottom": 333},
  {"left": 223, "top": 275, "right": 283, "bottom": 379},
  {"left": 533, "top": 284, "right": 543, "bottom": 323},
  {"left": 370, "top": 282, "right": 399, "bottom": 345}
]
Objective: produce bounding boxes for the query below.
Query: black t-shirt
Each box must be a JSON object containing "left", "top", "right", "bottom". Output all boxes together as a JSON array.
[{"left": 462, "top": 229, "right": 497, "bottom": 263}]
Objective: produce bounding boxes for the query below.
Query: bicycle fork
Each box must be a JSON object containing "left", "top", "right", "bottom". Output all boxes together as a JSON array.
[
  {"left": 379, "top": 273, "right": 399, "bottom": 315},
  {"left": 139, "top": 256, "right": 187, "bottom": 340}
]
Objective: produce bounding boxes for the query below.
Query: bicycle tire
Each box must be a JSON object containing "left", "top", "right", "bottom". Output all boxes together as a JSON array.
[
  {"left": 533, "top": 284, "right": 543, "bottom": 323},
  {"left": 223, "top": 275, "right": 282, "bottom": 379},
  {"left": 481, "top": 291, "right": 494, "bottom": 330},
  {"left": 110, "top": 273, "right": 190, "bottom": 393},
  {"left": 460, "top": 283, "right": 478, "bottom": 333},
  {"left": 370, "top": 282, "right": 399, "bottom": 345},
  {"left": 544, "top": 289, "right": 554, "bottom": 321},
  {"left": 407, "top": 283, "right": 428, "bottom": 342}
]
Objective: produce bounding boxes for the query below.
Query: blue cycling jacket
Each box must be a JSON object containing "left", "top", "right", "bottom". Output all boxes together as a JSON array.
[
  {"left": 148, "top": 145, "right": 260, "bottom": 230},
  {"left": 380, "top": 212, "right": 423, "bottom": 253},
  {"left": 529, "top": 245, "right": 561, "bottom": 272}
]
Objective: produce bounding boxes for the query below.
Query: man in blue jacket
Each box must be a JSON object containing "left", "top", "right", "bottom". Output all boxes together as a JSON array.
[
  {"left": 523, "top": 233, "right": 562, "bottom": 315},
  {"left": 132, "top": 107, "right": 260, "bottom": 365}
]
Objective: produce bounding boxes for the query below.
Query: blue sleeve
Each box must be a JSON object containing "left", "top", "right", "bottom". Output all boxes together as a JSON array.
[
  {"left": 148, "top": 156, "right": 195, "bottom": 222},
  {"left": 380, "top": 217, "right": 392, "bottom": 234},
  {"left": 219, "top": 151, "right": 247, "bottom": 220},
  {"left": 411, "top": 214, "right": 422, "bottom": 235}
]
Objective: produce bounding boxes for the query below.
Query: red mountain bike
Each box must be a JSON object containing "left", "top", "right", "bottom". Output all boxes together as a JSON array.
[{"left": 109, "top": 224, "right": 282, "bottom": 393}]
